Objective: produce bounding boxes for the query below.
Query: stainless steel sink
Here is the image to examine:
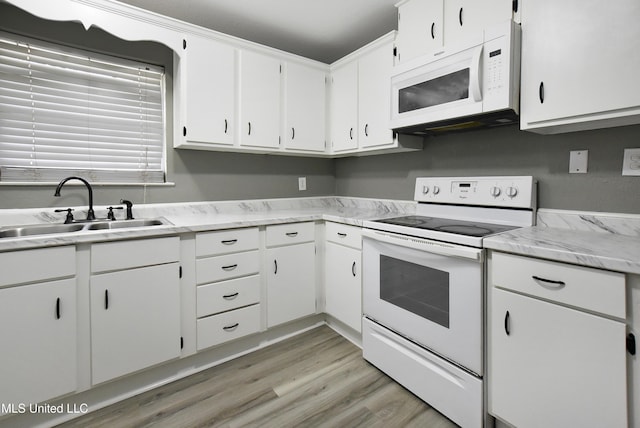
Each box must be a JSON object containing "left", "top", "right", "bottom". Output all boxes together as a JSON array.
[
  {"left": 0, "top": 223, "right": 85, "bottom": 238},
  {"left": 85, "top": 218, "right": 168, "bottom": 230},
  {"left": 0, "top": 218, "right": 172, "bottom": 239}
]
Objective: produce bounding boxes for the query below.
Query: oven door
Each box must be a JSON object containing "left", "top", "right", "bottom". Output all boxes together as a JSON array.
[{"left": 362, "top": 229, "right": 483, "bottom": 375}]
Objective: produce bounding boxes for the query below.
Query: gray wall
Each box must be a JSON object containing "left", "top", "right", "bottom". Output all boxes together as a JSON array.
[
  {"left": 3, "top": 3, "right": 639, "bottom": 215},
  {"left": 335, "top": 123, "right": 640, "bottom": 214},
  {"left": 0, "top": 4, "right": 336, "bottom": 210}
]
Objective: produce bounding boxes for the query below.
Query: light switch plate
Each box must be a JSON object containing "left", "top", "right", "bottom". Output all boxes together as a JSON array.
[
  {"left": 569, "top": 150, "right": 588, "bottom": 173},
  {"left": 622, "top": 148, "right": 640, "bottom": 176},
  {"left": 298, "top": 177, "right": 307, "bottom": 191}
]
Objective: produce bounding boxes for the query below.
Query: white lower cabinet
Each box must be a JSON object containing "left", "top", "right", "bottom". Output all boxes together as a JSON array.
[
  {"left": 489, "top": 252, "right": 628, "bottom": 428},
  {"left": 324, "top": 222, "right": 362, "bottom": 332},
  {"left": 266, "top": 222, "right": 316, "bottom": 327},
  {"left": 89, "top": 237, "right": 181, "bottom": 385},
  {"left": 0, "top": 278, "right": 77, "bottom": 411},
  {"left": 195, "top": 228, "right": 262, "bottom": 350}
]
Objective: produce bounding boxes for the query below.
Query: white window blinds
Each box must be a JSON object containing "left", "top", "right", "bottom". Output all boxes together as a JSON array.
[{"left": 0, "top": 32, "right": 166, "bottom": 183}]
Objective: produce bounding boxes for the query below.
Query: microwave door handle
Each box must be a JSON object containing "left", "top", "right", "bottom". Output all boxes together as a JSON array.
[{"left": 470, "top": 45, "right": 483, "bottom": 102}]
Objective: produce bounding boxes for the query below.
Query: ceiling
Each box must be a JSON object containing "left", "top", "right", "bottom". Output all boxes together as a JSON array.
[{"left": 116, "top": 0, "right": 400, "bottom": 63}]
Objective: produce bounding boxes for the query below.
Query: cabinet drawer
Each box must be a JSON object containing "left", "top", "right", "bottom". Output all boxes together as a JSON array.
[
  {"left": 197, "top": 304, "right": 261, "bottom": 350},
  {"left": 325, "top": 222, "right": 362, "bottom": 249},
  {"left": 266, "top": 222, "right": 314, "bottom": 247},
  {"left": 0, "top": 246, "right": 75, "bottom": 287},
  {"left": 91, "top": 236, "right": 180, "bottom": 273},
  {"left": 197, "top": 275, "right": 260, "bottom": 317},
  {"left": 491, "top": 252, "right": 625, "bottom": 319},
  {"left": 196, "top": 250, "right": 260, "bottom": 284},
  {"left": 196, "top": 227, "right": 259, "bottom": 257}
]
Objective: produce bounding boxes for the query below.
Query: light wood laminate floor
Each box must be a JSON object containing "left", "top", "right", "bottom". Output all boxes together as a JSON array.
[{"left": 57, "top": 326, "right": 457, "bottom": 428}]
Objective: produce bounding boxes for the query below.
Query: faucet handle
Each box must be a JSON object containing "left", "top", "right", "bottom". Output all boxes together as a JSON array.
[
  {"left": 106, "top": 206, "right": 124, "bottom": 221},
  {"left": 55, "top": 208, "right": 75, "bottom": 224}
]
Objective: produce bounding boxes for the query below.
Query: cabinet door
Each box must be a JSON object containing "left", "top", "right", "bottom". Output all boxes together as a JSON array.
[
  {"left": 325, "top": 242, "right": 362, "bottom": 332},
  {"left": 239, "top": 50, "right": 281, "bottom": 149},
  {"left": 183, "top": 34, "right": 235, "bottom": 145},
  {"left": 443, "top": 0, "right": 513, "bottom": 46},
  {"left": 266, "top": 242, "right": 316, "bottom": 327},
  {"left": 0, "top": 279, "right": 76, "bottom": 409},
  {"left": 489, "top": 288, "right": 627, "bottom": 428},
  {"left": 395, "top": 0, "right": 444, "bottom": 63},
  {"left": 521, "top": 0, "right": 640, "bottom": 129},
  {"left": 90, "top": 263, "right": 181, "bottom": 385},
  {"left": 283, "top": 62, "right": 326, "bottom": 152},
  {"left": 330, "top": 61, "right": 358, "bottom": 152},
  {"left": 358, "top": 40, "right": 395, "bottom": 149}
]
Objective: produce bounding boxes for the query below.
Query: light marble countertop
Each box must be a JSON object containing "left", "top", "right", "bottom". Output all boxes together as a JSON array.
[
  {"left": 0, "top": 197, "right": 414, "bottom": 252},
  {"left": 3, "top": 199, "right": 639, "bottom": 276},
  {"left": 484, "top": 209, "right": 640, "bottom": 275}
]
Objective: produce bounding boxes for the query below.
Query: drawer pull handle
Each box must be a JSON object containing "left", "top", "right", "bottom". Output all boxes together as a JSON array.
[
  {"left": 105, "top": 289, "right": 109, "bottom": 310},
  {"left": 532, "top": 275, "right": 566, "bottom": 288},
  {"left": 223, "top": 292, "right": 239, "bottom": 300},
  {"left": 504, "top": 311, "right": 510, "bottom": 336},
  {"left": 221, "top": 239, "right": 237, "bottom": 245},
  {"left": 352, "top": 261, "right": 357, "bottom": 277},
  {"left": 337, "top": 232, "right": 347, "bottom": 237},
  {"left": 286, "top": 232, "right": 298, "bottom": 237},
  {"left": 223, "top": 323, "right": 239, "bottom": 332},
  {"left": 55, "top": 297, "right": 61, "bottom": 320},
  {"left": 222, "top": 264, "right": 238, "bottom": 271}
]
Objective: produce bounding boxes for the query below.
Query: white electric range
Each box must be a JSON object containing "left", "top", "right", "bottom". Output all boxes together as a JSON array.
[{"left": 361, "top": 176, "right": 536, "bottom": 428}]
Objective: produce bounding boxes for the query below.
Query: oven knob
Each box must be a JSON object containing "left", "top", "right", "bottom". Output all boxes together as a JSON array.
[
  {"left": 432, "top": 186, "right": 440, "bottom": 195},
  {"left": 506, "top": 186, "right": 518, "bottom": 198},
  {"left": 422, "top": 185, "right": 430, "bottom": 194},
  {"left": 490, "top": 186, "right": 502, "bottom": 197}
]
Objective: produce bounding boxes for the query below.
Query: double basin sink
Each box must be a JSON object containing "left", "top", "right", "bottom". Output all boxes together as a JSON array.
[{"left": 0, "top": 218, "right": 171, "bottom": 239}]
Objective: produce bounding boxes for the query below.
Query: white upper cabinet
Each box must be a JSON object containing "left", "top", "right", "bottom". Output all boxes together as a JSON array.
[
  {"left": 330, "top": 61, "right": 359, "bottom": 152},
  {"left": 283, "top": 62, "right": 327, "bottom": 152},
  {"left": 395, "top": 0, "right": 444, "bottom": 63},
  {"left": 329, "top": 32, "right": 422, "bottom": 155},
  {"left": 520, "top": 0, "right": 640, "bottom": 133},
  {"left": 238, "top": 50, "right": 282, "bottom": 149},
  {"left": 358, "top": 40, "right": 395, "bottom": 149},
  {"left": 181, "top": 35, "right": 235, "bottom": 146},
  {"left": 443, "top": 0, "right": 514, "bottom": 47},
  {"left": 395, "top": 0, "right": 515, "bottom": 64}
]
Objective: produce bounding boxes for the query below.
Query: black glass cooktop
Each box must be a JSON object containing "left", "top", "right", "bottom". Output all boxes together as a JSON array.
[{"left": 375, "top": 215, "right": 519, "bottom": 237}]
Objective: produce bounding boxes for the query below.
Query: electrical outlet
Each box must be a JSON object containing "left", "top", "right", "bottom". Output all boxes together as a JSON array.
[
  {"left": 622, "top": 148, "right": 640, "bottom": 176},
  {"left": 298, "top": 177, "right": 307, "bottom": 191},
  {"left": 569, "top": 150, "right": 588, "bottom": 174}
]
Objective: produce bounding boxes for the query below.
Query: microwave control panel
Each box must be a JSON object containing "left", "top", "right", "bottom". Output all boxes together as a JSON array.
[{"left": 414, "top": 176, "right": 535, "bottom": 209}]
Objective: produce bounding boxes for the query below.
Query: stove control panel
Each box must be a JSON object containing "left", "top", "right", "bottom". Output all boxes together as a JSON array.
[{"left": 415, "top": 176, "right": 536, "bottom": 209}]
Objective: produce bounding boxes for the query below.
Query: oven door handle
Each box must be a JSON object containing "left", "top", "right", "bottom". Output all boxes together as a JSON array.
[{"left": 362, "top": 229, "right": 483, "bottom": 262}]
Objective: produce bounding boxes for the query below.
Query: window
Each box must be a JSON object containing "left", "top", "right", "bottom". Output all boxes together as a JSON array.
[{"left": 0, "top": 32, "right": 166, "bottom": 184}]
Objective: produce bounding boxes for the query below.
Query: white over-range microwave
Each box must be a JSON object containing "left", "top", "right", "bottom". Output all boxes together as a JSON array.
[{"left": 391, "top": 20, "right": 521, "bottom": 135}]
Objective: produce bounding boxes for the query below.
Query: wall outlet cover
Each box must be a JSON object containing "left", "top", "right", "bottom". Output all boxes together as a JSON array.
[
  {"left": 298, "top": 177, "right": 307, "bottom": 191},
  {"left": 569, "top": 150, "right": 588, "bottom": 174},
  {"left": 622, "top": 148, "right": 640, "bottom": 176}
]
